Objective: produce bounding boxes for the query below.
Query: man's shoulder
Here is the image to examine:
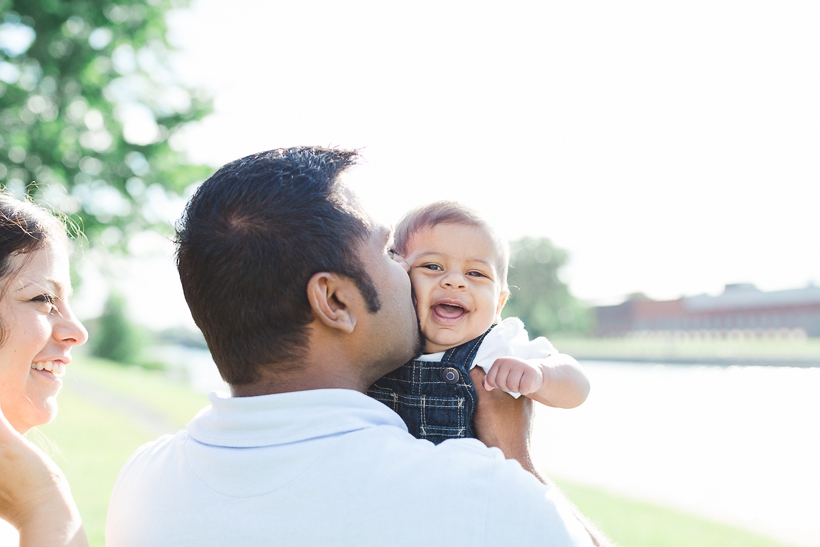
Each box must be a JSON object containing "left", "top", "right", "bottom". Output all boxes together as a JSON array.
[
  {"left": 114, "top": 430, "right": 187, "bottom": 481},
  {"left": 365, "top": 432, "right": 592, "bottom": 545},
  {"left": 348, "top": 424, "right": 540, "bottom": 489},
  {"left": 107, "top": 419, "right": 591, "bottom": 546}
]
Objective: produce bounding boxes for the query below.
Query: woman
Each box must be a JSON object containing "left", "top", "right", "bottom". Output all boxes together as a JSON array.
[{"left": 0, "top": 194, "right": 89, "bottom": 546}]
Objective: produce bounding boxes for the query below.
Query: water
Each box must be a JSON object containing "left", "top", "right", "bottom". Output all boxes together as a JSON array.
[
  {"left": 150, "top": 344, "right": 228, "bottom": 393},
  {"left": 531, "top": 362, "right": 820, "bottom": 547}
]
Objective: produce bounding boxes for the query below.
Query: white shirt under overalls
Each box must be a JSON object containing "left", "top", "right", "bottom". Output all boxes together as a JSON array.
[{"left": 417, "top": 316, "right": 557, "bottom": 398}]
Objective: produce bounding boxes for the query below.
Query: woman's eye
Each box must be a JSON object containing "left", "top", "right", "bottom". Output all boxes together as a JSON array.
[
  {"left": 32, "top": 294, "right": 58, "bottom": 313},
  {"left": 387, "top": 248, "right": 397, "bottom": 258}
]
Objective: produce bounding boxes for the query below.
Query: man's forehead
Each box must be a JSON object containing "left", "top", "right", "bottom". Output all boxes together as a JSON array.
[
  {"left": 335, "top": 167, "right": 388, "bottom": 222},
  {"left": 373, "top": 223, "right": 392, "bottom": 242},
  {"left": 330, "top": 176, "right": 373, "bottom": 227},
  {"left": 333, "top": 169, "right": 362, "bottom": 201}
]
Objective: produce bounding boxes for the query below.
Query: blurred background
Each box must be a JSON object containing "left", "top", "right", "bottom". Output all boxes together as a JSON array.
[{"left": 1, "top": 0, "right": 818, "bottom": 545}]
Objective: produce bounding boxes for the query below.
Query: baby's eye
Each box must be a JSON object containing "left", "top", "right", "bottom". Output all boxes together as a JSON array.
[
  {"left": 467, "top": 270, "right": 488, "bottom": 278},
  {"left": 422, "top": 264, "right": 443, "bottom": 272}
]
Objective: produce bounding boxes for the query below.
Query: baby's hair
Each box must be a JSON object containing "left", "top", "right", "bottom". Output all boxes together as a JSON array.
[{"left": 394, "top": 200, "right": 510, "bottom": 291}]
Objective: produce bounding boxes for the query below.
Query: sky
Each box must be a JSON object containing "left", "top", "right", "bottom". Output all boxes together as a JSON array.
[{"left": 79, "top": 0, "right": 820, "bottom": 328}]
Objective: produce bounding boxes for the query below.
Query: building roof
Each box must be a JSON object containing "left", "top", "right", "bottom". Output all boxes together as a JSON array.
[{"left": 683, "top": 284, "right": 820, "bottom": 312}]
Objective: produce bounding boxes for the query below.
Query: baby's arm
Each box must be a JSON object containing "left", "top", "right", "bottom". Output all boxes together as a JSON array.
[{"left": 483, "top": 353, "right": 590, "bottom": 408}]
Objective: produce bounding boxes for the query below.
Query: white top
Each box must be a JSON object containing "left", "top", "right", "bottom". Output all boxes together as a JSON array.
[
  {"left": 418, "top": 316, "right": 557, "bottom": 397},
  {"left": 106, "top": 388, "right": 592, "bottom": 547}
]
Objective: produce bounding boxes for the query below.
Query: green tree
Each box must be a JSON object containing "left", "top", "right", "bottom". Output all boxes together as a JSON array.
[
  {"left": 502, "top": 237, "right": 590, "bottom": 337},
  {"left": 0, "top": 0, "right": 211, "bottom": 247},
  {"left": 91, "top": 291, "right": 146, "bottom": 365}
]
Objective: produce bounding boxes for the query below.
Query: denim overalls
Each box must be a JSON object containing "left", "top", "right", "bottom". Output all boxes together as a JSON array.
[{"left": 367, "top": 327, "right": 494, "bottom": 445}]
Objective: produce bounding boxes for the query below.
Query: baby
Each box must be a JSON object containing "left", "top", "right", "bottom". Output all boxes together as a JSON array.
[{"left": 368, "top": 201, "right": 589, "bottom": 444}]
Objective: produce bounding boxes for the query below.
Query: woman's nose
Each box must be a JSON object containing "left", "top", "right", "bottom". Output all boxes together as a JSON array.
[{"left": 54, "top": 305, "right": 89, "bottom": 346}]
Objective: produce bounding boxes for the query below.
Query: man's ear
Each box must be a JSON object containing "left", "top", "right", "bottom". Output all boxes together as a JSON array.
[
  {"left": 495, "top": 289, "right": 510, "bottom": 317},
  {"left": 307, "top": 272, "right": 357, "bottom": 333}
]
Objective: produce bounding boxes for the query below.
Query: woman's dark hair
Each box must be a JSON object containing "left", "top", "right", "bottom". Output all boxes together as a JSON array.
[
  {"left": 175, "top": 147, "right": 381, "bottom": 386},
  {"left": 0, "top": 193, "right": 67, "bottom": 344}
]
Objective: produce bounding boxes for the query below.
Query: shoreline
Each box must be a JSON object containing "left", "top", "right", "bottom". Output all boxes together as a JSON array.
[
  {"left": 575, "top": 356, "right": 820, "bottom": 367},
  {"left": 550, "top": 336, "right": 820, "bottom": 369}
]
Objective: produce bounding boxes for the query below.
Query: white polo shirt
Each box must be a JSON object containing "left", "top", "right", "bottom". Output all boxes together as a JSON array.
[{"left": 106, "top": 388, "right": 592, "bottom": 547}]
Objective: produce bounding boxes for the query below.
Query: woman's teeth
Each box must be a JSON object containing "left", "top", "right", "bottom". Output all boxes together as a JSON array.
[{"left": 31, "top": 361, "right": 66, "bottom": 378}]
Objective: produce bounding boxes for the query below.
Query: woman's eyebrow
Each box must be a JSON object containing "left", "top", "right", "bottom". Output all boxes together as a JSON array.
[{"left": 14, "top": 277, "right": 71, "bottom": 297}]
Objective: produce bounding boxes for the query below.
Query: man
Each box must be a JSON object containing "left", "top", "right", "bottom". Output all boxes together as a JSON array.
[{"left": 105, "top": 147, "right": 608, "bottom": 546}]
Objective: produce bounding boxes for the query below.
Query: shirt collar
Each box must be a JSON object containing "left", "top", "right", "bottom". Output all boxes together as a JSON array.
[{"left": 186, "top": 388, "right": 407, "bottom": 448}]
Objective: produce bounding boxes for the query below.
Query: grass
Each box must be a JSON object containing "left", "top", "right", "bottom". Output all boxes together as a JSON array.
[
  {"left": 68, "top": 356, "right": 212, "bottom": 427},
  {"left": 555, "top": 480, "right": 797, "bottom": 547},
  {"left": 27, "top": 357, "right": 801, "bottom": 547},
  {"left": 33, "top": 356, "right": 209, "bottom": 547},
  {"left": 34, "top": 390, "right": 154, "bottom": 547}
]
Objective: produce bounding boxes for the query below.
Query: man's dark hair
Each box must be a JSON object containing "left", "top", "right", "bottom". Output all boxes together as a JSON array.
[{"left": 175, "top": 147, "right": 381, "bottom": 385}]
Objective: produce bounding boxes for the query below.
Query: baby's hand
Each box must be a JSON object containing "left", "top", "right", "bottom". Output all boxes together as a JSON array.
[{"left": 484, "top": 357, "right": 544, "bottom": 396}]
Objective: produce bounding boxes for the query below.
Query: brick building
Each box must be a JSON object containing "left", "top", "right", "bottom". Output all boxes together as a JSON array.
[{"left": 595, "top": 283, "right": 820, "bottom": 338}]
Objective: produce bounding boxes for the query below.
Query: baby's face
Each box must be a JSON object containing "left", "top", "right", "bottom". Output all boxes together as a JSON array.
[{"left": 403, "top": 223, "right": 507, "bottom": 353}]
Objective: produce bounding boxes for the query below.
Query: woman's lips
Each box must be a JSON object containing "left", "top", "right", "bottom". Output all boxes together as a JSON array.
[{"left": 30, "top": 361, "right": 66, "bottom": 378}]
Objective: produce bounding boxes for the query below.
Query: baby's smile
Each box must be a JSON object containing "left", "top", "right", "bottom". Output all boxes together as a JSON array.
[
  {"left": 404, "top": 223, "right": 507, "bottom": 354},
  {"left": 431, "top": 300, "right": 468, "bottom": 323}
]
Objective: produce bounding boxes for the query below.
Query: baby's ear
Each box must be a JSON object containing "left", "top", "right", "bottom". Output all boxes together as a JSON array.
[{"left": 496, "top": 290, "right": 510, "bottom": 316}]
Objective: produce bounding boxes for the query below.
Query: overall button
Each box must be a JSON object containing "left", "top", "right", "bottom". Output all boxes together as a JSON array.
[{"left": 441, "top": 367, "right": 460, "bottom": 384}]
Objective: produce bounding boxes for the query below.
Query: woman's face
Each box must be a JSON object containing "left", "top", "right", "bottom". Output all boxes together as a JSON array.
[{"left": 0, "top": 242, "right": 88, "bottom": 433}]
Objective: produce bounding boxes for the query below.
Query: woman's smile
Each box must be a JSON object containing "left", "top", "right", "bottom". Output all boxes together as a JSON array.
[{"left": 0, "top": 243, "right": 87, "bottom": 433}]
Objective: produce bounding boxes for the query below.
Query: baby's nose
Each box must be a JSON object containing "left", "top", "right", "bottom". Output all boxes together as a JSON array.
[{"left": 443, "top": 273, "right": 467, "bottom": 288}]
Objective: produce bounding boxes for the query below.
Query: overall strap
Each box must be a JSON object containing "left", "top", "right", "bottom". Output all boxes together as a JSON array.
[{"left": 441, "top": 325, "right": 496, "bottom": 370}]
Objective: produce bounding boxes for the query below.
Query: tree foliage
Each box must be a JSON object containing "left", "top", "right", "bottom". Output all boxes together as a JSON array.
[
  {"left": 0, "top": 0, "right": 211, "bottom": 247},
  {"left": 90, "top": 291, "right": 146, "bottom": 364},
  {"left": 502, "top": 237, "right": 591, "bottom": 337}
]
